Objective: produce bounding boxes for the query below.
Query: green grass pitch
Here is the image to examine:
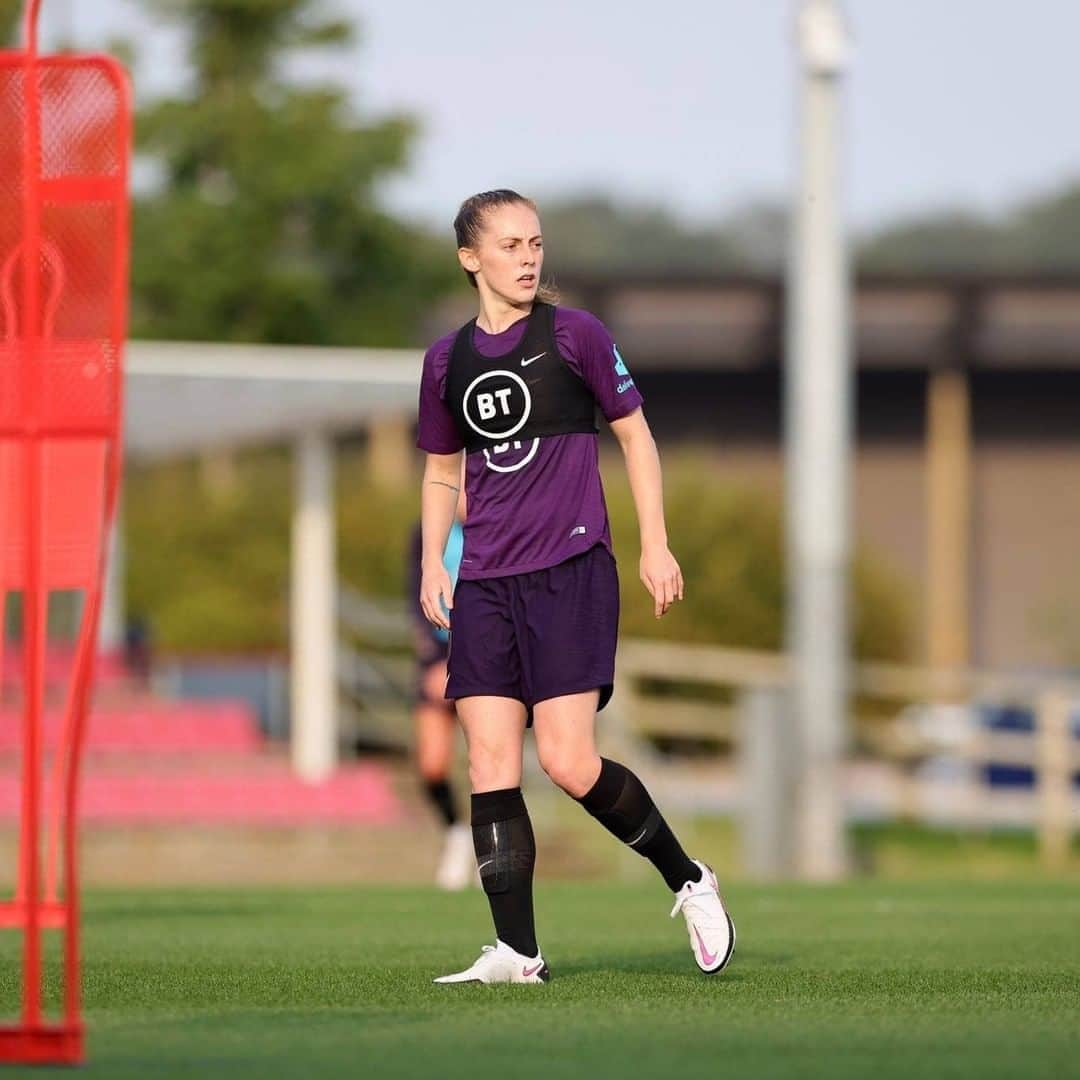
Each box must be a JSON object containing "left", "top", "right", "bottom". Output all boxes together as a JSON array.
[{"left": 1, "top": 879, "right": 1077, "bottom": 1078}]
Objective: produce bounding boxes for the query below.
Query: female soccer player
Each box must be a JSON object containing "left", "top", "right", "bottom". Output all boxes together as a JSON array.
[
  {"left": 417, "top": 190, "right": 734, "bottom": 984},
  {"left": 406, "top": 495, "right": 474, "bottom": 890}
]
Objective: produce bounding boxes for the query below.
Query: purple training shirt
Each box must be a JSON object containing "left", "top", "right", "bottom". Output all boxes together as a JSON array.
[{"left": 416, "top": 306, "right": 644, "bottom": 580}]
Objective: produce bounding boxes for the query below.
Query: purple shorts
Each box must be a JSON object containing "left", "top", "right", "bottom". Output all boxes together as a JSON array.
[{"left": 445, "top": 544, "right": 619, "bottom": 723}]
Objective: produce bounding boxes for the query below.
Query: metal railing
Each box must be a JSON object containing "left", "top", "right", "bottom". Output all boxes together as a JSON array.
[{"left": 335, "top": 582, "right": 412, "bottom": 752}]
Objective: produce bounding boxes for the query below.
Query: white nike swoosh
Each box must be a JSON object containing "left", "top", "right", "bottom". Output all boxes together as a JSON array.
[{"left": 521, "top": 352, "right": 546, "bottom": 367}]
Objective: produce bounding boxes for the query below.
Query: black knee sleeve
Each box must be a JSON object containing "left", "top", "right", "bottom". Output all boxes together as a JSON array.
[
  {"left": 577, "top": 758, "right": 661, "bottom": 850},
  {"left": 471, "top": 788, "right": 535, "bottom": 896}
]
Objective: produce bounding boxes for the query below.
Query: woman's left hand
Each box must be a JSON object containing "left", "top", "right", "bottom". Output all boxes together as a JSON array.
[{"left": 640, "top": 545, "right": 684, "bottom": 618}]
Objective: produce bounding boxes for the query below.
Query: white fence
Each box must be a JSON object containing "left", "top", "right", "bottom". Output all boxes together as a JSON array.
[{"left": 611, "top": 640, "right": 1079, "bottom": 872}]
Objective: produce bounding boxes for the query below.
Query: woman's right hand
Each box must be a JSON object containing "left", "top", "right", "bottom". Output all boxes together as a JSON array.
[{"left": 420, "top": 562, "right": 454, "bottom": 631}]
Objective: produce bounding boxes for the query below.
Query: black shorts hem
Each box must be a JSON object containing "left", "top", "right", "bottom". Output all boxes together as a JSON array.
[
  {"left": 443, "top": 688, "right": 534, "bottom": 727},
  {"left": 445, "top": 687, "right": 528, "bottom": 707},
  {"left": 528, "top": 681, "right": 614, "bottom": 713}
]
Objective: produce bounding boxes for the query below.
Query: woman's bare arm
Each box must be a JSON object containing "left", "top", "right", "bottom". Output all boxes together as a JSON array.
[
  {"left": 608, "top": 407, "right": 683, "bottom": 618},
  {"left": 420, "top": 450, "right": 464, "bottom": 629}
]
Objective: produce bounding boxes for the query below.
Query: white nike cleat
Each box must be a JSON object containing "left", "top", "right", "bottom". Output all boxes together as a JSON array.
[
  {"left": 435, "top": 823, "right": 476, "bottom": 891},
  {"left": 670, "top": 859, "right": 736, "bottom": 975},
  {"left": 433, "top": 940, "right": 550, "bottom": 985}
]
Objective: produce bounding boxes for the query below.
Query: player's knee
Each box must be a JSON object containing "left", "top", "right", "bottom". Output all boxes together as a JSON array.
[{"left": 538, "top": 746, "right": 596, "bottom": 798}]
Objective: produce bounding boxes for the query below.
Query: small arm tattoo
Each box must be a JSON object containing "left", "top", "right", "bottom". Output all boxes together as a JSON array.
[{"left": 430, "top": 480, "right": 460, "bottom": 493}]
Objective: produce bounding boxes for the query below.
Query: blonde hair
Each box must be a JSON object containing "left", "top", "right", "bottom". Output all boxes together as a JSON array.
[{"left": 453, "top": 189, "right": 560, "bottom": 304}]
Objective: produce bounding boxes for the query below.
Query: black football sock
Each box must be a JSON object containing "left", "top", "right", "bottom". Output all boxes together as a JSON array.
[
  {"left": 471, "top": 787, "right": 538, "bottom": 957},
  {"left": 423, "top": 778, "right": 459, "bottom": 828},
  {"left": 576, "top": 758, "right": 702, "bottom": 892}
]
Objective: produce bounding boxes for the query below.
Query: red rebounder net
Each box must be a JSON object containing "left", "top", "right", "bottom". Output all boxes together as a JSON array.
[{"left": 0, "top": 1, "right": 130, "bottom": 1065}]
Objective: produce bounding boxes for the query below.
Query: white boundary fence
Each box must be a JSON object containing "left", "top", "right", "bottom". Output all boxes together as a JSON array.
[{"left": 611, "top": 640, "right": 1079, "bottom": 874}]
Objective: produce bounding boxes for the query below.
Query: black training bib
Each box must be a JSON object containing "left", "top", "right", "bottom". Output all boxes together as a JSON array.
[{"left": 445, "top": 302, "right": 598, "bottom": 454}]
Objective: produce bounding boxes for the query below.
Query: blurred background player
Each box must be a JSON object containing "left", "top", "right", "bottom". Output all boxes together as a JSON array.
[
  {"left": 407, "top": 486, "right": 473, "bottom": 889},
  {"left": 418, "top": 190, "right": 735, "bottom": 984}
]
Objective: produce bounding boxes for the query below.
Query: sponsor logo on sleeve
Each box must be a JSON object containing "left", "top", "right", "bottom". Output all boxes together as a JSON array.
[{"left": 613, "top": 344, "right": 634, "bottom": 393}]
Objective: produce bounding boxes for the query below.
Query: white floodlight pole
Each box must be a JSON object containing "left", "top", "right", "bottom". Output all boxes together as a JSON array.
[{"left": 786, "top": 0, "right": 853, "bottom": 879}]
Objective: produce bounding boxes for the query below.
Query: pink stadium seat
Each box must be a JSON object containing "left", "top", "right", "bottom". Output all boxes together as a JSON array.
[{"left": 0, "top": 702, "right": 262, "bottom": 753}]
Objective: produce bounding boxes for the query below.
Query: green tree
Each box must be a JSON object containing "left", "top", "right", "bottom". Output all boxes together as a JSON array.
[
  {"left": 858, "top": 209, "right": 1006, "bottom": 273},
  {"left": 126, "top": 448, "right": 911, "bottom": 663},
  {"left": 132, "top": 0, "right": 454, "bottom": 345},
  {"left": 1, "top": 1, "right": 20, "bottom": 46},
  {"left": 1007, "top": 183, "right": 1080, "bottom": 271},
  {"left": 857, "top": 180, "right": 1080, "bottom": 274},
  {"left": 538, "top": 194, "right": 746, "bottom": 274}
]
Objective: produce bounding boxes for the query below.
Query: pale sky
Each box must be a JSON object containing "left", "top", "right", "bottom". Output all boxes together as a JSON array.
[{"left": 50, "top": 0, "right": 1080, "bottom": 230}]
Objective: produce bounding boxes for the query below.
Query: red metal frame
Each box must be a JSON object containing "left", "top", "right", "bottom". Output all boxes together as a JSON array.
[{"left": 0, "top": 0, "right": 130, "bottom": 1065}]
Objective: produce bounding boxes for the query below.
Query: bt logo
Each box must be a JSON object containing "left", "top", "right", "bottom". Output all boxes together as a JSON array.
[
  {"left": 475, "top": 387, "right": 514, "bottom": 420},
  {"left": 483, "top": 437, "right": 540, "bottom": 473},
  {"left": 463, "top": 369, "right": 531, "bottom": 440}
]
